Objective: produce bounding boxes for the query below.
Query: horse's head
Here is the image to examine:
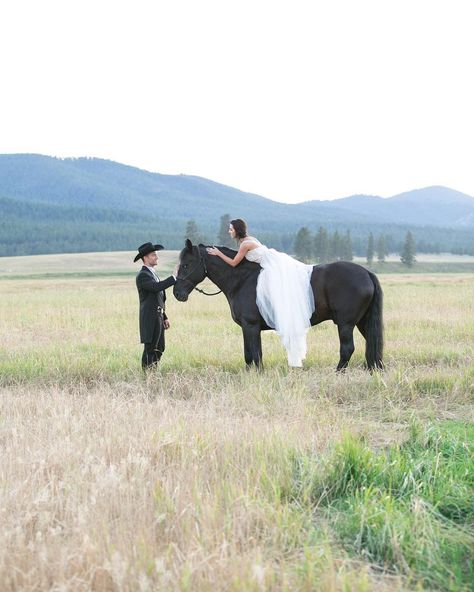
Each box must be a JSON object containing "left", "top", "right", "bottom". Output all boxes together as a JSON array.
[{"left": 173, "top": 239, "right": 207, "bottom": 301}]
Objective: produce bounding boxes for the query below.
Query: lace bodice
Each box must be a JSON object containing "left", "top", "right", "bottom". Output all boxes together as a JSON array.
[
  {"left": 242, "top": 239, "right": 266, "bottom": 264},
  {"left": 244, "top": 245, "right": 267, "bottom": 264}
]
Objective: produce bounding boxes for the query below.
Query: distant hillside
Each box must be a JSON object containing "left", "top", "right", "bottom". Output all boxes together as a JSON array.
[
  {"left": 315, "top": 187, "right": 474, "bottom": 227},
  {"left": 1, "top": 154, "right": 473, "bottom": 256}
]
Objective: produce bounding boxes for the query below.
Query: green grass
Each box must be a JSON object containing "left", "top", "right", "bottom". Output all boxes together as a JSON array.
[
  {"left": 1, "top": 250, "right": 474, "bottom": 281},
  {"left": 286, "top": 422, "right": 474, "bottom": 590},
  {"left": 0, "top": 271, "right": 135, "bottom": 280},
  {"left": 365, "top": 261, "right": 474, "bottom": 274}
]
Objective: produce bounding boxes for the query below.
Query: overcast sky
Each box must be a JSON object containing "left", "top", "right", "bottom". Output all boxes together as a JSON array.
[{"left": 1, "top": 0, "right": 473, "bottom": 203}]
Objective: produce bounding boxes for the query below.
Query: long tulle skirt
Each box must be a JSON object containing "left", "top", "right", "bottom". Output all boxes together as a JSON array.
[{"left": 255, "top": 249, "right": 314, "bottom": 367}]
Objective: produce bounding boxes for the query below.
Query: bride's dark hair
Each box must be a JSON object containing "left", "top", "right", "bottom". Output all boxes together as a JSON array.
[{"left": 230, "top": 219, "right": 248, "bottom": 240}]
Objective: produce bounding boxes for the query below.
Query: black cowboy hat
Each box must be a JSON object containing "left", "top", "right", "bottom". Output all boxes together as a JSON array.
[{"left": 133, "top": 242, "right": 164, "bottom": 262}]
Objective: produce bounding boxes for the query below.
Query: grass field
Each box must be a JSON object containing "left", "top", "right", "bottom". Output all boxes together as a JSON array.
[
  {"left": 0, "top": 252, "right": 473, "bottom": 591},
  {"left": 1, "top": 250, "right": 474, "bottom": 279}
]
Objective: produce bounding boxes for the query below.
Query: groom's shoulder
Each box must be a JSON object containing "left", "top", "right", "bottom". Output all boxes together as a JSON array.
[{"left": 136, "top": 266, "right": 149, "bottom": 281}]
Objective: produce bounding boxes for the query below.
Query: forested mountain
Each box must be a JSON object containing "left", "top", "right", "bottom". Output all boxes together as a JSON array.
[{"left": 1, "top": 154, "right": 473, "bottom": 256}]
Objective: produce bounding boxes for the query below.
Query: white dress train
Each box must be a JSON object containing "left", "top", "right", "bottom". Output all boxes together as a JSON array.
[{"left": 244, "top": 240, "right": 315, "bottom": 367}]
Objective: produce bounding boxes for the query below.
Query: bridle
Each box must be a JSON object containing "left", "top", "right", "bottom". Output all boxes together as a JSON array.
[{"left": 177, "top": 246, "right": 222, "bottom": 296}]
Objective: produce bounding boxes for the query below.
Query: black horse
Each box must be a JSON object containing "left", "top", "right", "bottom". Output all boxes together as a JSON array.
[{"left": 174, "top": 239, "right": 384, "bottom": 371}]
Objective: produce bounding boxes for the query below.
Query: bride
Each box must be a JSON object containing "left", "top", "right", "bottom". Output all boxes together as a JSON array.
[{"left": 206, "top": 219, "right": 315, "bottom": 367}]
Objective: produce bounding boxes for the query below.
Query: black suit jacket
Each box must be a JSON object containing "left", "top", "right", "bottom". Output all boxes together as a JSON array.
[{"left": 136, "top": 266, "right": 176, "bottom": 343}]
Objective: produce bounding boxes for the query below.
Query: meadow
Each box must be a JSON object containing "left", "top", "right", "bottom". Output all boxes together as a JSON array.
[{"left": 0, "top": 252, "right": 473, "bottom": 591}]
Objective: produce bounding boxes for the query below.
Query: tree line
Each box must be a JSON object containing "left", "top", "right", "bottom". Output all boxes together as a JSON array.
[
  {"left": 184, "top": 215, "right": 238, "bottom": 249},
  {"left": 184, "top": 216, "right": 417, "bottom": 268},
  {"left": 0, "top": 202, "right": 460, "bottom": 262},
  {"left": 293, "top": 226, "right": 416, "bottom": 267}
]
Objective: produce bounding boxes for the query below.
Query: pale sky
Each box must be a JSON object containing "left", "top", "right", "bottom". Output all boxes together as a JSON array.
[{"left": 1, "top": 0, "right": 473, "bottom": 203}]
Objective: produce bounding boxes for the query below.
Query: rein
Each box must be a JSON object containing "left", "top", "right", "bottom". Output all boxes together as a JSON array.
[
  {"left": 195, "top": 285, "right": 223, "bottom": 296},
  {"left": 178, "top": 246, "right": 222, "bottom": 296}
]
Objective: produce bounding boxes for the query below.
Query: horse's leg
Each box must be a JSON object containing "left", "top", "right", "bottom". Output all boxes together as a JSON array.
[
  {"left": 356, "top": 318, "right": 375, "bottom": 371},
  {"left": 242, "top": 323, "right": 263, "bottom": 369},
  {"left": 336, "top": 323, "right": 355, "bottom": 371},
  {"left": 357, "top": 293, "right": 384, "bottom": 371}
]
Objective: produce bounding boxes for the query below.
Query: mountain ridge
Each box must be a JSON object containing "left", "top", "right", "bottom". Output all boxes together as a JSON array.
[{"left": 0, "top": 154, "right": 473, "bottom": 256}]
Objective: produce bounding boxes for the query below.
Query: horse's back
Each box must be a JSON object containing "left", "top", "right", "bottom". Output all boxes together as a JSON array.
[{"left": 310, "top": 261, "right": 375, "bottom": 325}]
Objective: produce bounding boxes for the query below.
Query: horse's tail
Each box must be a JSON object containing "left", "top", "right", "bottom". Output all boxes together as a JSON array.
[{"left": 364, "top": 271, "right": 384, "bottom": 370}]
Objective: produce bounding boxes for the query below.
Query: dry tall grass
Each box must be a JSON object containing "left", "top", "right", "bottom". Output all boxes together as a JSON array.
[{"left": 0, "top": 269, "right": 473, "bottom": 590}]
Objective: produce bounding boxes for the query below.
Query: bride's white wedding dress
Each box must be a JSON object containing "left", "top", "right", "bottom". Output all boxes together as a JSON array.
[{"left": 243, "top": 239, "right": 315, "bottom": 367}]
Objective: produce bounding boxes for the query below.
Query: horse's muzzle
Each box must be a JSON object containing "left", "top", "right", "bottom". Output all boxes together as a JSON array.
[{"left": 173, "top": 285, "right": 189, "bottom": 302}]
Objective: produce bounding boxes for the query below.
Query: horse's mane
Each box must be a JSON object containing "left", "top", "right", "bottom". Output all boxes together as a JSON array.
[{"left": 212, "top": 245, "right": 237, "bottom": 257}]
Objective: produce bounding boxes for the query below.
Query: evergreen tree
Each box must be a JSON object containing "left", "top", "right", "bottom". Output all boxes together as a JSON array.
[
  {"left": 400, "top": 230, "right": 416, "bottom": 267},
  {"left": 366, "top": 232, "right": 374, "bottom": 264},
  {"left": 185, "top": 220, "right": 203, "bottom": 244},
  {"left": 376, "top": 234, "right": 386, "bottom": 263},
  {"left": 294, "top": 227, "right": 313, "bottom": 262},
  {"left": 217, "top": 214, "right": 233, "bottom": 247},
  {"left": 314, "top": 227, "right": 329, "bottom": 263},
  {"left": 342, "top": 230, "right": 353, "bottom": 261},
  {"left": 329, "top": 230, "right": 342, "bottom": 261}
]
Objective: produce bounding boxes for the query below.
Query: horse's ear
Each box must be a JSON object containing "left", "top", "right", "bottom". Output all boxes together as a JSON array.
[
  {"left": 198, "top": 243, "right": 205, "bottom": 248},
  {"left": 185, "top": 239, "right": 193, "bottom": 251}
]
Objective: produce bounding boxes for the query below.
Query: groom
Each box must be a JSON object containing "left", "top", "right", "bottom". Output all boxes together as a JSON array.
[{"left": 134, "top": 242, "right": 177, "bottom": 370}]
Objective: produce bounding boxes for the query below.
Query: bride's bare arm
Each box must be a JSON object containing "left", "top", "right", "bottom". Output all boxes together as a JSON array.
[{"left": 206, "top": 242, "right": 254, "bottom": 267}]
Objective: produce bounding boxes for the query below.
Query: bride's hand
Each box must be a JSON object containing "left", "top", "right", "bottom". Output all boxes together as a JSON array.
[{"left": 206, "top": 246, "right": 221, "bottom": 256}]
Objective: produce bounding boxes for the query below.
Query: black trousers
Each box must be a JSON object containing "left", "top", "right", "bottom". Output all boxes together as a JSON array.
[{"left": 142, "top": 315, "right": 165, "bottom": 369}]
